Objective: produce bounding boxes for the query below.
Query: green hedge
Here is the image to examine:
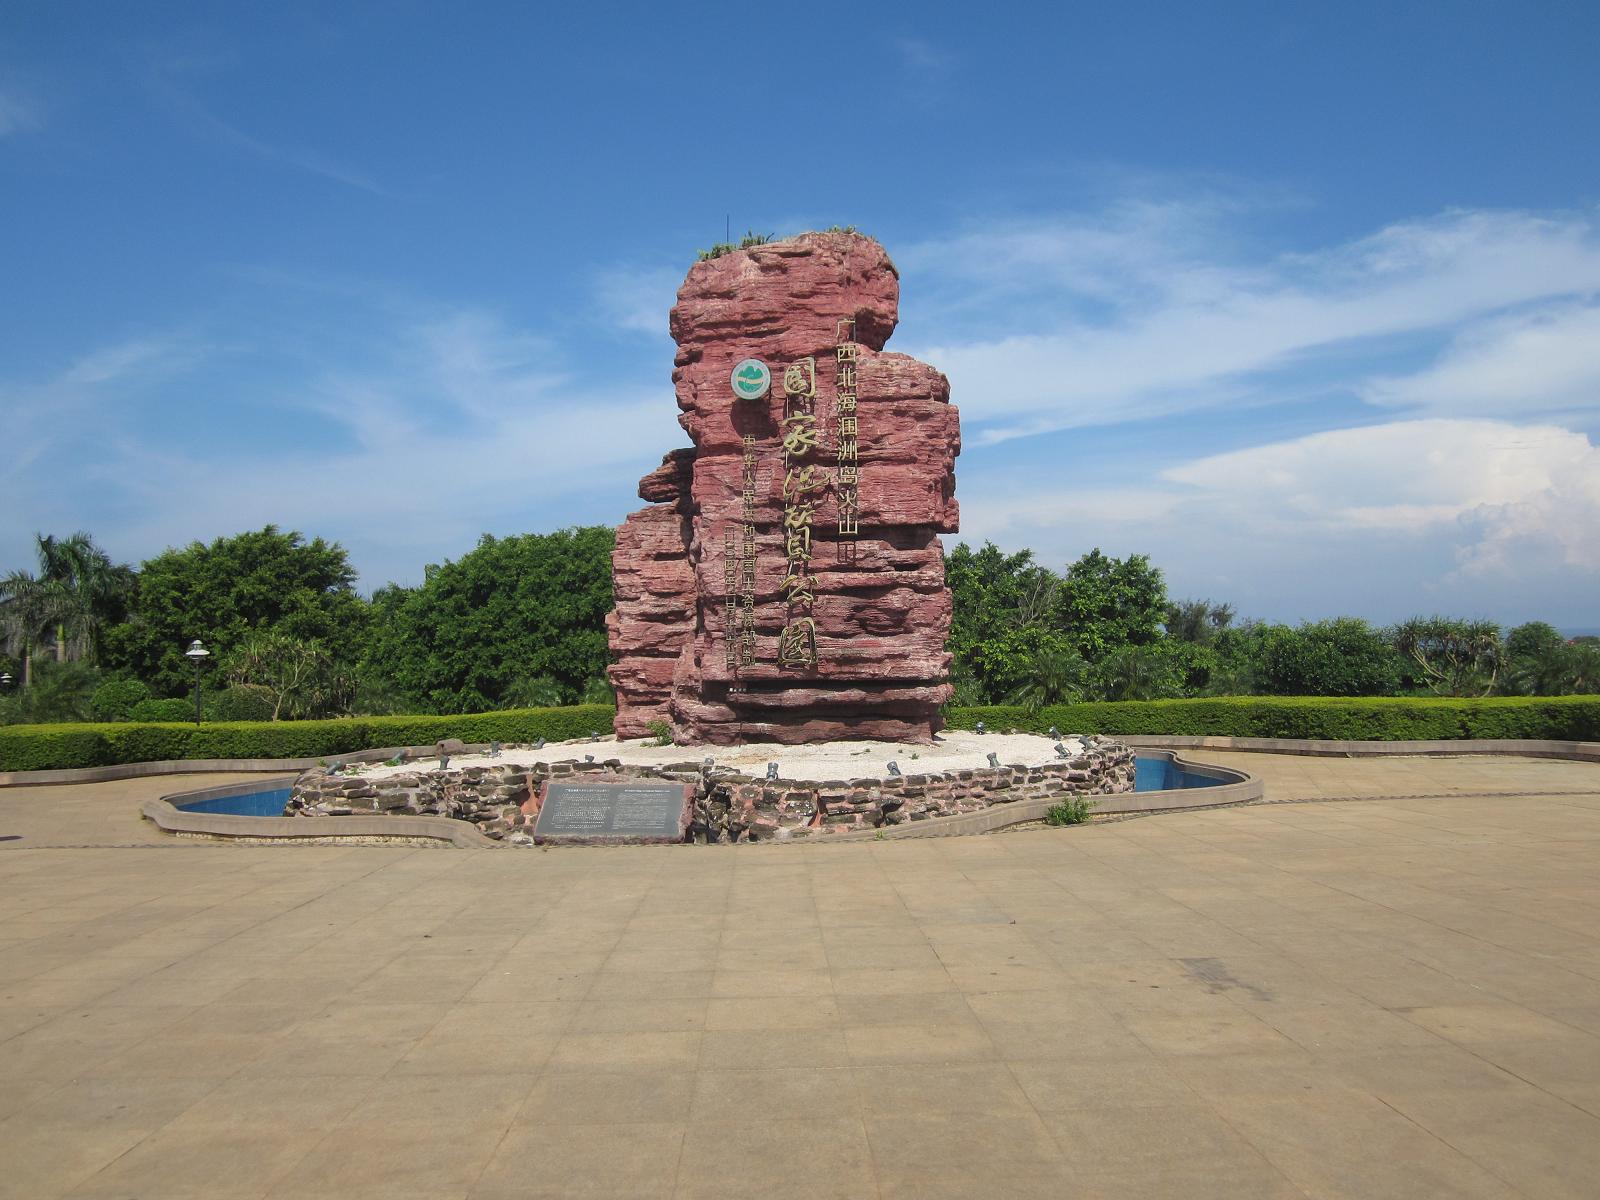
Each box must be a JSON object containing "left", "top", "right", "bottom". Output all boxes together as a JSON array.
[
  {"left": 944, "top": 697, "right": 1600, "bottom": 742},
  {"left": 4, "top": 696, "right": 1597, "bottom": 773},
  {"left": 0, "top": 705, "right": 617, "bottom": 772}
]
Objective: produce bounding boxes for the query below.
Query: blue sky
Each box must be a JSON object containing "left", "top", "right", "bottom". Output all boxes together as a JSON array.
[{"left": 3, "top": 1, "right": 1598, "bottom": 627}]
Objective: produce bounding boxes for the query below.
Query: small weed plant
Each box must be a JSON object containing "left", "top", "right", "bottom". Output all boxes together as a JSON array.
[
  {"left": 697, "top": 230, "right": 778, "bottom": 262},
  {"left": 1043, "top": 793, "right": 1095, "bottom": 826},
  {"left": 646, "top": 718, "right": 674, "bottom": 747}
]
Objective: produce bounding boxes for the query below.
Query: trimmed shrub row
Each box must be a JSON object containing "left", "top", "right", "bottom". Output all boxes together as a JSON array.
[
  {"left": 944, "top": 696, "right": 1600, "bottom": 743},
  {"left": 3, "top": 696, "right": 1597, "bottom": 774},
  {"left": 0, "top": 705, "right": 617, "bottom": 773}
]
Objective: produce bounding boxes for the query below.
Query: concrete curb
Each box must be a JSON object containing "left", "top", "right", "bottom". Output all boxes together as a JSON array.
[
  {"left": 144, "top": 778, "right": 500, "bottom": 849},
  {"left": 3, "top": 744, "right": 471, "bottom": 788},
  {"left": 828, "top": 749, "right": 1260, "bottom": 841},
  {"left": 1117, "top": 736, "right": 1600, "bottom": 762}
]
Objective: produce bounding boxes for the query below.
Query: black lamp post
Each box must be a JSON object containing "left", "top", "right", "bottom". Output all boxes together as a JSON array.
[{"left": 185, "top": 639, "right": 209, "bottom": 726}]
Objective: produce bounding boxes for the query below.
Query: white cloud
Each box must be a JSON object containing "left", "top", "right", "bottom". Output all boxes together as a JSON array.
[
  {"left": 593, "top": 266, "right": 680, "bottom": 338},
  {"left": 958, "top": 418, "right": 1600, "bottom": 622},
  {"left": 0, "top": 306, "right": 680, "bottom": 588},
  {"left": 1362, "top": 303, "right": 1600, "bottom": 418},
  {"left": 903, "top": 207, "right": 1600, "bottom": 443},
  {"left": 1164, "top": 419, "right": 1598, "bottom": 554}
]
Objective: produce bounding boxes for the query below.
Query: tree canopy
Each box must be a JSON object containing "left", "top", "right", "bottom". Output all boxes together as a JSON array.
[
  {"left": 102, "top": 525, "right": 367, "bottom": 698},
  {"left": 358, "top": 527, "right": 615, "bottom": 713}
]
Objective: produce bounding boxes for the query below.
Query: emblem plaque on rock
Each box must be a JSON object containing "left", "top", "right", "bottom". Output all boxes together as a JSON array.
[{"left": 730, "top": 358, "right": 771, "bottom": 401}]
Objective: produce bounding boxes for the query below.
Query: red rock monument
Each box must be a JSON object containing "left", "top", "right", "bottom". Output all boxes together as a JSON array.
[{"left": 607, "top": 232, "right": 960, "bottom": 744}]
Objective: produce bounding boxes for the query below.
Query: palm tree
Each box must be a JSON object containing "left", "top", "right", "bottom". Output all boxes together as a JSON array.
[
  {"left": 32, "top": 532, "right": 133, "bottom": 664},
  {"left": 1008, "top": 648, "right": 1088, "bottom": 714},
  {"left": 0, "top": 571, "right": 68, "bottom": 688}
]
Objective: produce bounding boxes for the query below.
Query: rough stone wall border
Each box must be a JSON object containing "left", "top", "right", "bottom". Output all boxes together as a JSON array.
[
  {"left": 142, "top": 779, "right": 497, "bottom": 848},
  {"left": 827, "top": 750, "right": 1260, "bottom": 840}
]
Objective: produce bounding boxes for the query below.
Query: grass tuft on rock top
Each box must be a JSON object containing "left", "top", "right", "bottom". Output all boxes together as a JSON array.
[{"left": 2, "top": 695, "right": 1598, "bottom": 774}]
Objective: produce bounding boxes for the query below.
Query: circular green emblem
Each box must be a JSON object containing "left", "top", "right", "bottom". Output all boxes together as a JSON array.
[{"left": 731, "top": 358, "right": 771, "bottom": 401}]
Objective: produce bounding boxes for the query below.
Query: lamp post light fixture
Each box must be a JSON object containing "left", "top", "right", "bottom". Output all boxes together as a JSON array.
[
  {"left": 0, "top": 671, "right": 12, "bottom": 690},
  {"left": 184, "top": 639, "right": 210, "bottom": 726}
]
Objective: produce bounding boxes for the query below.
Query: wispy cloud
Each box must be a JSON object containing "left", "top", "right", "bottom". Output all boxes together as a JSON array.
[
  {"left": 593, "top": 266, "right": 680, "bottom": 338},
  {"left": 137, "top": 41, "right": 386, "bottom": 195},
  {"left": 892, "top": 36, "right": 953, "bottom": 72},
  {"left": 0, "top": 86, "right": 42, "bottom": 136},
  {"left": 0, "top": 297, "right": 678, "bottom": 588},
  {"left": 1362, "top": 303, "right": 1600, "bottom": 420},
  {"left": 904, "top": 206, "right": 1600, "bottom": 444}
]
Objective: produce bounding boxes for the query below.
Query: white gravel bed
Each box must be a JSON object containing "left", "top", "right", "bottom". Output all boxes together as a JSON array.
[{"left": 352, "top": 729, "right": 1090, "bottom": 783}]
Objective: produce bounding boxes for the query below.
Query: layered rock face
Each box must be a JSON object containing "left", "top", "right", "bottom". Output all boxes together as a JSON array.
[{"left": 608, "top": 232, "right": 960, "bottom": 744}]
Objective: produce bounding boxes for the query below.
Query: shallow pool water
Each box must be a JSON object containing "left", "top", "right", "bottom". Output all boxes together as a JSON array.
[
  {"left": 174, "top": 787, "right": 291, "bottom": 817},
  {"left": 1134, "top": 756, "right": 1224, "bottom": 792}
]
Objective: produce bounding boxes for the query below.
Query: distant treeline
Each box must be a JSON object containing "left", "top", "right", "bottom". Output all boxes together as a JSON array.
[{"left": 1, "top": 527, "right": 1594, "bottom": 726}]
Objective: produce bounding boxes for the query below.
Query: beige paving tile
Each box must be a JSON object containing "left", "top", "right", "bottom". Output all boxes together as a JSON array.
[
  {"left": 854, "top": 1062, "right": 1032, "bottom": 1116},
  {"left": 520, "top": 1070, "right": 694, "bottom": 1125},
  {"left": 547, "top": 1029, "right": 703, "bottom": 1073},
  {"left": 692, "top": 1066, "right": 859, "bottom": 1119},
  {"left": 699, "top": 1026, "right": 851, "bottom": 1069},
  {"left": 472, "top": 1120, "right": 684, "bottom": 1199},
  {"left": 3, "top": 766, "right": 1599, "bottom": 1200},
  {"left": 675, "top": 1116, "right": 874, "bottom": 1200},
  {"left": 843, "top": 1020, "right": 997, "bottom": 1065}
]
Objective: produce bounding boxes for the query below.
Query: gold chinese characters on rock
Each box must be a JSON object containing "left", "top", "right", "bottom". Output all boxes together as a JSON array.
[
  {"left": 726, "top": 322, "right": 864, "bottom": 673},
  {"left": 778, "top": 355, "right": 820, "bottom": 669},
  {"left": 726, "top": 436, "right": 758, "bottom": 674}
]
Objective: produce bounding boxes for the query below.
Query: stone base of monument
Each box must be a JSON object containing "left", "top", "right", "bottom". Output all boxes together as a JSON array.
[{"left": 284, "top": 733, "right": 1137, "bottom": 846}]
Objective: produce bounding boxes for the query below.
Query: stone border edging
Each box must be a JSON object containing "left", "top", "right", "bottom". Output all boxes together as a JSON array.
[
  {"left": 143, "top": 777, "right": 499, "bottom": 848},
  {"left": 828, "top": 749, "right": 1261, "bottom": 840}
]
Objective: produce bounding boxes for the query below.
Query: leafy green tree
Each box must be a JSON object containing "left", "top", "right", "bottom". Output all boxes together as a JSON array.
[
  {"left": 1088, "top": 642, "right": 1188, "bottom": 701},
  {"left": 1055, "top": 549, "right": 1167, "bottom": 661},
  {"left": 106, "top": 526, "right": 368, "bottom": 697},
  {"left": 1505, "top": 621, "right": 1565, "bottom": 662},
  {"left": 504, "top": 675, "right": 568, "bottom": 708},
  {"left": 223, "top": 630, "right": 352, "bottom": 720},
  {"left": 1164, "top": 599, "right": 1234, "bottom": 644},
  {"left": 1393, "top": 616, "right": 1503, "bottom": 697},
  {"left": 0, "top": 659, "right": 101, "bottom": 723},
  {"left": 1503, "top": 624, "right": 1600, "bottom": 696},
  {"left": 945, "top": 542, "right": 1061, "bottom": 701},
  {"left": 1255, "top": 619, "right": 1403, "bottom": 696},
  {"left": 360, "top": 527, "right": 615, "bottom": 713}
]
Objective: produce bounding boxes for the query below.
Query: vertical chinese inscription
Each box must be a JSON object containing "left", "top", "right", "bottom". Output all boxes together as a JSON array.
[
  {"left": 778, "top": 357, "right": 821, "bottom": 668},
  {"left": 834, "top": 319, "right": 860, "bottom": 562},
  {"left": 737, "top": 435, "right": 757, "bottom": 670},
  {"left": 722, "top": 524, "right": 738, "bottom": 671}
]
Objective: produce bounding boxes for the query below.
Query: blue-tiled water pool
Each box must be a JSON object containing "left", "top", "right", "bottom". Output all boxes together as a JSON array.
[
  {"left": 174, "top": 787, "right": 291, "bottom": 817},
  {"left": 1134, "top": 756, "right": 1225, "bottom": 792}
]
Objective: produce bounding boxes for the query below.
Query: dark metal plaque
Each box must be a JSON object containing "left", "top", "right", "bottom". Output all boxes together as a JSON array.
[{"left": 533, "top": 779, "right": 693, "bottom": 844}]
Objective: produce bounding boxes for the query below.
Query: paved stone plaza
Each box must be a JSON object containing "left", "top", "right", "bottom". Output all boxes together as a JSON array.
[{"left": 3, "top": 753, "right": 1599, "bottom": 1198}]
